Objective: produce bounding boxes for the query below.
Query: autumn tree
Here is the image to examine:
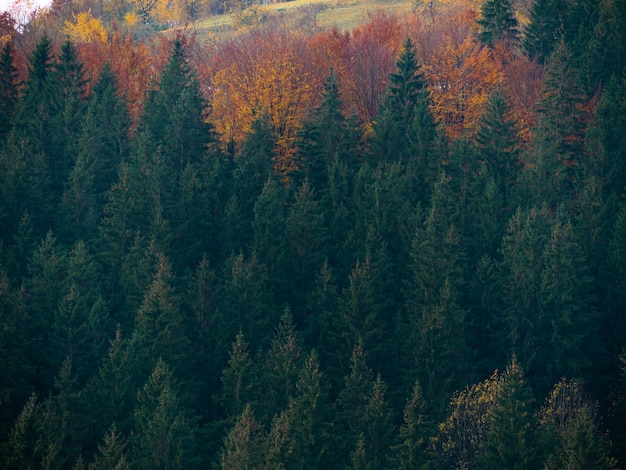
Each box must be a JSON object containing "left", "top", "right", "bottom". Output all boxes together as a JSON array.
[
  {"left": 434, "top": 370, "right": 502, "bottom": 468},
  {"left": 211, "top": 30, "right": 320, "bottom": 176},
  {"left": 426, "top": 34, "right": 502, "bottom": 138}
]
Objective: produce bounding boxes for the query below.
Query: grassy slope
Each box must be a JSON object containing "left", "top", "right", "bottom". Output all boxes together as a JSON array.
[{"left": 188, "top": 0, "right": 415, "bottom": 39}]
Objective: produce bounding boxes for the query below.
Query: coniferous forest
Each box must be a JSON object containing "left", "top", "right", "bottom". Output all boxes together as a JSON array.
[{"left": 1, "top": 0, "right": 626, "bottom": 467}]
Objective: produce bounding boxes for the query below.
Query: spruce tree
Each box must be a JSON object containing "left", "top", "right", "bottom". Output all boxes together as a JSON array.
[
  {"left": 0, "top": 40, "right": 18, "bottom": 140},
  {"left": 62, "top": 62, "right": 129, "bottom": 243},
  {"left": 88, "top": 425, "right": 130, "bottom": 470},
  {"left": 371, "top": 37, "right": 427, "bottom": 164},
  {"left": 219, "top": 331, "right": 255, "bottom": 418},
  {"left": 130, "top": 359, "right": 199, "bottom": 469},
  {"left": 473, "top": 88, "right": 520, "bottom": 210},
  {"left": 297, "top": 69, "right": 357, "bottom": 195},
  {"left": 523, "top": 0, "right": 565, "bottom": 63},
  {"left": 285, "top": 179, "right": 327, "bottom": 311},
  {"left": 258, "top": 310, "right": 304, "bottom": 423},
  {"left": 389, "top": 380, "right": 432, "bottom": 469},
  {"left": 9, "top": 35, "right": 60, "bottom": 233},
  {"left": 54, "top": 39, "right": 88, "bottom": 197},
  {"left": 477, "top": 0, "right": 520, "bottom": 48},
  {"left": 477, "top": 358, "right": 540, "bottom": 469},
  {"left": 220, "top": 404, "right": 267, "bottom": 470}
]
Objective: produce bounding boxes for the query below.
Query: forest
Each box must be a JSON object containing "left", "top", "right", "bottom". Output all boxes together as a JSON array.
[{"left": 0, "top": 0, "right": 626, "bottom": 467}]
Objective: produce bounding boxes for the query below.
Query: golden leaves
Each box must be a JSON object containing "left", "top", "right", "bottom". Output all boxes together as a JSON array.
[
  {"left": 211, "top": 30, "right": 320, "bottom": 176},
  {"left": 63, "top": 11, "right": 108, "bottom": 44}
]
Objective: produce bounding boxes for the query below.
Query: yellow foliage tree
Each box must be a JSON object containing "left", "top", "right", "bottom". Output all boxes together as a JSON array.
[
  {"left": 434, "top": 370, "right": 503, "bottom": 468},
  {"left": 63, "top": 11, "right": 108, "bottom": 44}
]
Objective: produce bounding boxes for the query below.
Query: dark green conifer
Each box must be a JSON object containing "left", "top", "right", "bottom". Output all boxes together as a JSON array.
[
  {"left": 523, "top": 0, "right": 565, "bottom": 63},
  {"left": 477, "top": 0, "right": 519, "bottom": 47},
  {"left": 130, "top": 359, "right": 198, "bottom": 469},
  {"left": 477, "top": 358, "right": 540, "bottom": 469},
  {"left": 0, "top": 40, "right": 19, "bottom": 140}
]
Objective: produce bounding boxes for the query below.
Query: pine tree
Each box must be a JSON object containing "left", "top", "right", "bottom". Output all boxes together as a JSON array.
[{"left": 477, "top": 0, "right": 520, "bottom": 48}]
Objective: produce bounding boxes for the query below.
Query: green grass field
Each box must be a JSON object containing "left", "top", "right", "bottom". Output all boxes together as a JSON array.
[{"left": 188, "top": 0, "right": 415, "bottom": 39}]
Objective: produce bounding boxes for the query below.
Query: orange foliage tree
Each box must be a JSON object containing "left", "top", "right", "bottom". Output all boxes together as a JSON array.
[
  {"left": 425, "top": 34, "right": 503, "bottom": 138},
  {"left": 211, "top": 29, "right": 324, "bottom": 175},
  {"left": 73, "top": 29, "right": 156, "bottom": 124}
]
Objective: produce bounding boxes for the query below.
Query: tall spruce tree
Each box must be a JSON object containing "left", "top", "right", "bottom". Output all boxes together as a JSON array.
[
  {"left": 371, "top": 37, "right": 427, "bottom": 164},
  {"left": 62, "top": 62, "right": 129, "bottom": 242},
  {"left": 9, "top": 35, "right": 61, "bottom": 234},
  {"left": 54, "top": 39, "right": 87, "bottom": 197},
  {"left": 0, "top": 40, "right": 18, "bottom": 140},
  {"left": 523, "top": 0, "right": 565, "bottom": 63}
]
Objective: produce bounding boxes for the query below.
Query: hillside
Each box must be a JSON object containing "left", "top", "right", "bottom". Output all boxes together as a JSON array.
[
  {"left": 191, "top": 0, "right": 415, "bottom": 36},
  {"left": 1, "top": 0, "right": 626, "bottom": 468}
]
